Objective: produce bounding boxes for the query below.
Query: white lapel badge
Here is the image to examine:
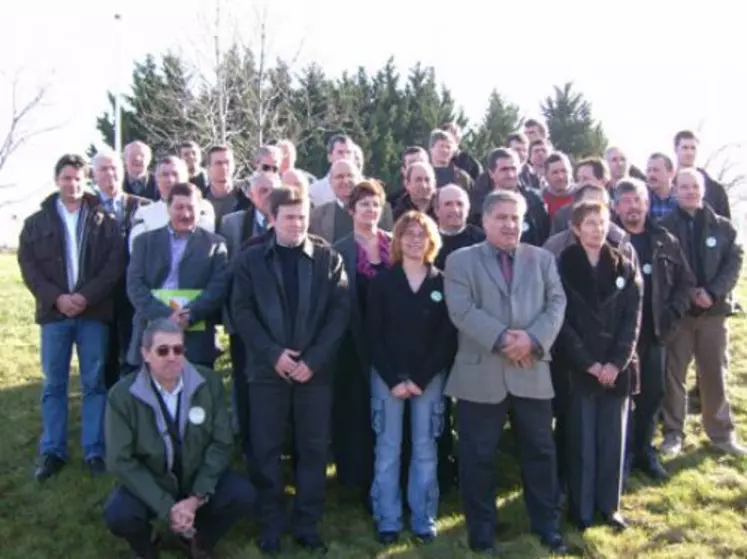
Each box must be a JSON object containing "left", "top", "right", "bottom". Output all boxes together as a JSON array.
[
  {"left": 642, "top": 263, "right": 652, "bottom": 275},
  {"left": 430, "top": 290, "right": 443, "bottom": 303},
  {"left": 706, "top": 236, "right": 717, "bottom": 248},
  {"left": 615, "top": 276, "right": 626, "bottom": 290},
  {"left": 188, "top": 406, "right": 206, "bottom": 425}
]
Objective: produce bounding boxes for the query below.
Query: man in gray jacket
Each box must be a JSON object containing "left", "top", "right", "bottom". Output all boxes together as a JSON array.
[{"left": 444, "top": 190, "right": 568, "bottom": 556}]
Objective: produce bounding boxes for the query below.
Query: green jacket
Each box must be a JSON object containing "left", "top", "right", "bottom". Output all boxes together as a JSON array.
[{"left": 105, "top": 363, "right": 233, "bottom": 520}]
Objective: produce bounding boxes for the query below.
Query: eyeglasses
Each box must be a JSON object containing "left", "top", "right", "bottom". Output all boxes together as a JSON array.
[
  {"left": 261, "top": 164, "right": 279, "bottom": 173},
  {"left": 154, "top": 344, "right": 185, "bottom": 357}
]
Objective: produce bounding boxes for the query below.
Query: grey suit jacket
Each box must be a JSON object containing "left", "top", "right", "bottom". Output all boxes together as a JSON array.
[
  {"left": 309, "top": 200, "right": 394, "bottom": 244},
  {"left": 443, "top": 241, "right": 567, "bottom": 404},
  {"left": 126, "top": 226, "right": 229, "bottom": 366},
  {"left": 219, "top": 210, "right": 246, "bottom": 334}
]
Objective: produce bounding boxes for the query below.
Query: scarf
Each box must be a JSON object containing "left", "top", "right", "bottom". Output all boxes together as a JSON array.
[{"left": 355, "top": 231, "right": 392, "bottom": 279}]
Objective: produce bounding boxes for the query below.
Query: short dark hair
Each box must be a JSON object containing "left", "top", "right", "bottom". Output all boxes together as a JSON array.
[
  {"left": 674, "top": 129, "right": 698, "bottom": 148},
  {"left": 649, "top": 152, "right": 675, "bottom": 172},
  {"left": 206, "top": 145, "right": 231, "bottom": 164},
  {"left": 614, "top": 178, "right": 649, "bottom": 203},
  {"left": 575, "top": 156, "right": 610, "bottom": 182},
  {"left": 571, "top": 200, "right": 609, "bottom": 228},
  {"left": 402, "top": 146, "right": 427, "bottom": 165},
  {"left": 326, "top": 134, "right": 352, "bottom": 154},
  {"left": 167, "top": 182, "right": 200, "bottom": 205},
  {"left": 528, "top": 138, "right": 549, "bottom": 159},
  {"left": 544, "top": 152, "right": 569, "bottom": 172},
  {"left": 487, "top": 147, "right": 517, "bottom": 171},
  {"left": 54, "top": 154, "right": 87, "bottom": 179},
  {"left": 429, "top": 129, "right": 453, "bottom": 149},
  {"left": 178, "top": 140, "right": 200, "bottom": 152},
  {"left": 524, "top": 119, "right": 547, "bottom": 135},
  {"left": 347, "top": 180, "right": 386, "bottom": 212},
  {"left": 268, "top": 186, "right": 307, "bottom": 218},
  {"left": 507, "top": 132, "right": 528, "bottom": 145}
]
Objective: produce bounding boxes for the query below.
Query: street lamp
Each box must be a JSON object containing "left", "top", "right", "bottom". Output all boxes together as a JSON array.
[{"left": 113, "top": 13, "right": 123, "bottom": 155}]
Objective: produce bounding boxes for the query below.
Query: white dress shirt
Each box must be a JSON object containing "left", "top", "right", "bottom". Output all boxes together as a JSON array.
[{"left": 153, "top": 376, "right": 184, "bottom": 419}]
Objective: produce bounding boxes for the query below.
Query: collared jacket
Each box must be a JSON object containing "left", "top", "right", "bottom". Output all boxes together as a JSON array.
[
  {"left": 556, "top": 243, "right": 643, "bottom": 397},
  {"left": 230, "top": 234, "right": 350, "bottom": 384},
  {"left": 105, "top": 363, "right": 232, "bottom": 520},
  {"left": 17, "top": 192, "right": 124, "bottom": 324},
  {"left": 660, "top": 203, "right": 743, "bottom": 317},
  {"left": 621, "top": 219, "right": 696, "bottom": 344}
]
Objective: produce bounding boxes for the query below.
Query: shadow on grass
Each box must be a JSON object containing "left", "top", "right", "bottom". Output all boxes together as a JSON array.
[{"left": 0, "top": 375, "right": 601, "bottom": 558}]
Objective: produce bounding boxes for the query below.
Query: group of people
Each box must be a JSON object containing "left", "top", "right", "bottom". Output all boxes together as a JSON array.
[{"left": 16, "top": 118, "right": 744, "bottom": 558}]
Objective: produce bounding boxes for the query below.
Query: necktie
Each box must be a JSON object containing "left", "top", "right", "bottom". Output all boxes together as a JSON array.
[{"left": 499, "top": 251, "right": 513, "bottom": 286}]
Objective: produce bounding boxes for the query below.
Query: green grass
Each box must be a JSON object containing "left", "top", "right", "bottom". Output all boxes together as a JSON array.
[{"left": 1, "top": 252, "right": 746, "bottom": 559}]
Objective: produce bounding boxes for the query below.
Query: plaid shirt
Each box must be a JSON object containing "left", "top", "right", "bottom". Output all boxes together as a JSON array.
[{"left": 649, "top": 191, "right": 677, "bottom": 221}]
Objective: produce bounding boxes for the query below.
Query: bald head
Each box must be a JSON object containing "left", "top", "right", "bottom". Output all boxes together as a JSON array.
[
  {"left": 281, "top": 168, "right": 309, "bottom": 194},
  {"left": 277, "top": 140, "right": 297, "bottom": 173},
  {"left": 435, "top": 183, "right": 470, "bottom": 232},
  {"left": 124, "top": 141, "right": 152, "bottom": 179},
  {"left": 330, "top": 159, "right": 360, "bottom": 202}
]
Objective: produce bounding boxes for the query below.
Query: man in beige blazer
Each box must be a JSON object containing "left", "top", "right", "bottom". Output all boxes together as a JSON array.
[{"left": 444, "top": 189, "right": 568, "bottom": 556}]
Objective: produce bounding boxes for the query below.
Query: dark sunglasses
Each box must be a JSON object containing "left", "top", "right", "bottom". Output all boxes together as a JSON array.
[
  {"left": 260, "top": 164, "right": 279, "bottom": 173},
  {"left": 154, "top": 344, "right": 185, "bottom": 357}
]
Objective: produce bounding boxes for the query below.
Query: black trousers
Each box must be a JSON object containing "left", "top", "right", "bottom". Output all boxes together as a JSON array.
[
  {"left": 566, "top": 390, "right": 628, "bottom": 525},
  {"left": 102, "top": 470, "right": 255, "bottom": 555},
  {"left": 104, "top": 287, "right": 135, "bottom": 390},
  {"left": 250, "top": 381, "right": 333, "bottom": 540},
  {"left": 550, "top": 365, "right": 570, "bottom": 496},
  {"left": 457, "top": 396, "right": 559, "bottom": 548},
  {"left": 628, "top": 342, "right": 665, "bottom": 461},
  {"left": 229, "top": 334, "right": 251, "bottom": 461}
]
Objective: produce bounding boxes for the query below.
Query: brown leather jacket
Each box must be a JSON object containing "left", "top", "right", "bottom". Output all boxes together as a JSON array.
[{"left": 18, "top": 192, "right": 125, "bottom": 324}]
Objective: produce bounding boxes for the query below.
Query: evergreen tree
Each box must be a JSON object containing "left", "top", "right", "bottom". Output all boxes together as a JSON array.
[
  {"left": 541, "top": 82, "right": 608, "bottom": 160},
  {"left": 466, "top": 90, "right": 522, "bottom": 165}
]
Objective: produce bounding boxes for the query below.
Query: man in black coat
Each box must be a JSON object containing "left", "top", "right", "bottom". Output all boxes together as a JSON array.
[{"left": 231, "top": 187, "right": 350, "bottom": 555}]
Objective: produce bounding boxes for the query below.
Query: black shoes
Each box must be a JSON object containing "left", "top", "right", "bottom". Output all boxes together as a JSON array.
[
  {"left": 34, "top": 454, "right": 65, "bottom": 482},
  {"left": 377, "top": 531, "right": 399, "bottom": 544},
  {"left": 539, "top": 531, "right": 569, "bottom": 555},
  {"left": 87, "top": 457, "right": 107, "bottom": 477},
  {"left": 635, "top": 454, "right": 668, "bottom": 481},
  {"left": 258, "top": 539, "right": 281, "bottom": 557},
  {"left": 295, "top": 535, "right": 328, "bottom": 554}
]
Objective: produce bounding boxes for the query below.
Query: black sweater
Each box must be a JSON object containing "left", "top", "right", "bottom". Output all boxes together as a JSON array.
[{"left": 366, "top": 264, "right": 457, "bottom": 390}]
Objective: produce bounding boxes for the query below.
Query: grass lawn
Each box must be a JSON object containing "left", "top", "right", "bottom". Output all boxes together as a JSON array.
[{"left": 1, "top": 252, "right": 746, "bottom": 558}]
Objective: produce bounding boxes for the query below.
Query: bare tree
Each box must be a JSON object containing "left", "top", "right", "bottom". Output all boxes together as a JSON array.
[
  {"left": 703, "top": 142, "right": 747, "bottom": 200},
  {"left": 0, "top": 72, "right": 59, "bottom": 190}
]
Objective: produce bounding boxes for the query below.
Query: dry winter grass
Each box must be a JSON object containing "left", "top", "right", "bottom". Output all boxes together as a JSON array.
[{"left": 0, "top": 252, "right": 746, "bottom": 558}]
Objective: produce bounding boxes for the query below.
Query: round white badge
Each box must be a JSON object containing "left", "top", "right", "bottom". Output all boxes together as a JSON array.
[
  {"left": 430, "top": 290, "right": 443, "bottom": 303},
  {"left": 522, "top": 222, "right": 530, "bottom": 232},
  {"left": 706, "top": 236, "right": 717, "bottom": 248},
  {"left": 615, "top": 276, "right": 626, "bottom": 290},
  {"left": 642, "top": 263, "right": 652, "bottom": 275},
  {"left": 188, "top": 406, "right": 206, "bottom": 425}
]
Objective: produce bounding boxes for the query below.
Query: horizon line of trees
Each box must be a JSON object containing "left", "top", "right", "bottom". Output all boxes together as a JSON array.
[{"left": 93, "top": 45, "right": 609, "bottom": 192}]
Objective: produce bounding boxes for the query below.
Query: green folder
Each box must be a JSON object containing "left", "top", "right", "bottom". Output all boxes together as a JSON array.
[{"left": 152, "top": 289, "right": 206, "bottom": 331}]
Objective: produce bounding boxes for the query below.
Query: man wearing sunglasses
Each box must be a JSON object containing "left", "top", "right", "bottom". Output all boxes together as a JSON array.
[{"left": 104, "top": 318, "right": 255, "bottom": 559}]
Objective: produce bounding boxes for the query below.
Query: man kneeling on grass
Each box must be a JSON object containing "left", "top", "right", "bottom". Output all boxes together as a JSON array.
[{"left": 103, "top": 318, "right": 255, "bottom": 559}]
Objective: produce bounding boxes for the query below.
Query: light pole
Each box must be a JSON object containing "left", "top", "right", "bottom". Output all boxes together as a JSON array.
[{"left": 113, "top": 13, "right": 123, "bottom": 155}]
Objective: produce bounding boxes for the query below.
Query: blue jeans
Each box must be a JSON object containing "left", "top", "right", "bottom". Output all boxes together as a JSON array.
[
  {"left": 370, "top": 372, "right": 446, "bottom": 535},
  {"left": 40, "top": 318, "right": 109, "bottom": 461}
]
